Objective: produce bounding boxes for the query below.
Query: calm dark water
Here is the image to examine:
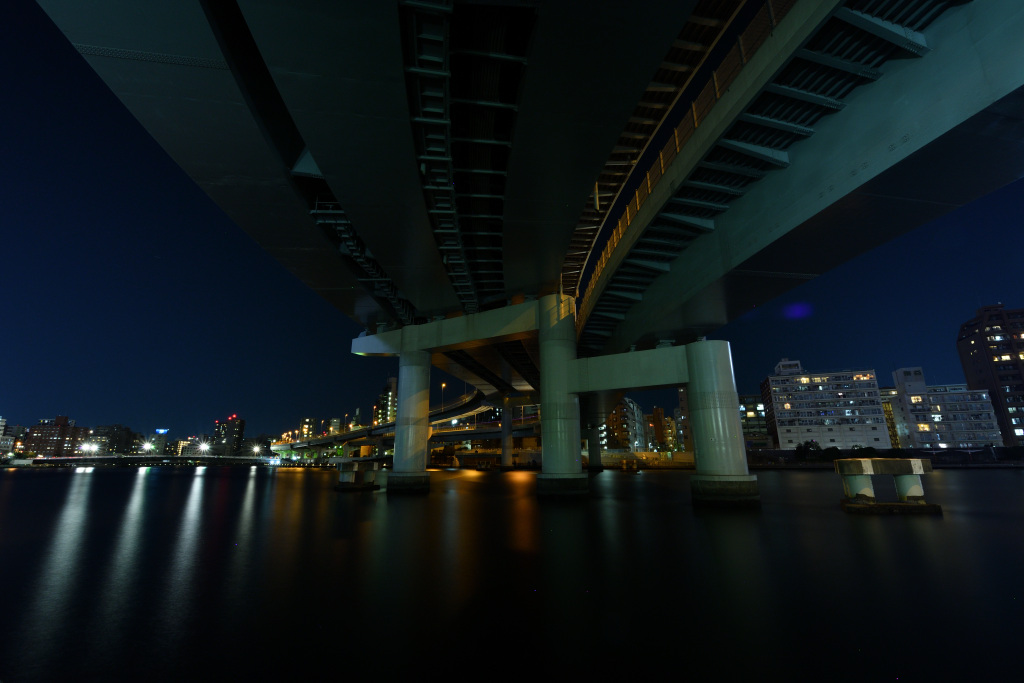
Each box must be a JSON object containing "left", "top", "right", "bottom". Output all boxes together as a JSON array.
[{"left": 0, "top": 465, "right": 1021, "bottom": 681}]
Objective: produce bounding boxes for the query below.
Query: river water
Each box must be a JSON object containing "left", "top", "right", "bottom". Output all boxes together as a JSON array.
[{"left": 0, "top": 465, "right": 1021, "bottom": 681}]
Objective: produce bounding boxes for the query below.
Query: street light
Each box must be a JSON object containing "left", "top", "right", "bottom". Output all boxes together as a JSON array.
[
  {"left": 199, "top": 442, "right": 210, "bottom": 455},
  {"left": 142, "top": 442, "right": 154, "bottom": 454},
  {"left": 441, "top": 382, "right": 446, "bottom": 413},
  {"left": 252, "top": 445, "right": 261, "bottom": 455}
]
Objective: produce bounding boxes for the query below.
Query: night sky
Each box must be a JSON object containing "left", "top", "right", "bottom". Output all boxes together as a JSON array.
[{"left": 5, "top": 1, "right": 1024, "bottom": 439}]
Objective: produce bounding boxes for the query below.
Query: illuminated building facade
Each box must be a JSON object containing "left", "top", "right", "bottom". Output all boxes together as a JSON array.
[
  {"left": 23, "top": 415, "right": 90, "bottom": 456},
  {"left": 674, "top": 386, "right": 694, "bottom": 454},
  {"left": 148, "top": 429, "right": 170, "bottom": 455},
  {"left": 0, "top": 417, "right": 11, "bottom": 454},
  {"left": 602, "top": 397, "right": 645, "bottom": 450},
  {"left": 91, "top": 424, "right": 135, "bottom": 454},
  {"left": 373, "top": 377, "right": 398, "bottom": 426},
  {"left": 957, "top": 304, "right": 1024, "bottom": 446},
  {"left": 738, "top": 393, "right": 773, "bottom": 449},
  {"left": 213, "top": 414, "right": 245, "bottom": 455},
  {"left": 884, "top": 367, "right": 1001, "bottom": 449},
  {"left": 762, "top": 359, "right": 890, "bottom": 450}
]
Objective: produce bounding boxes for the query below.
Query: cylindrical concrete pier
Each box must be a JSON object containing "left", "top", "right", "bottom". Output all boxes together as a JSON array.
[
  {"left": 842, "top": 474, "right": 876, "bottom": 502},
  {"left": 586, "top": 424, "right": 602, "bottom": 471},
  {"left": 536, "top": 294, "right": 587, "bottom": 495},
  {"left": 686, "top": 340, "right": 758, "bottom": 505},
  {"left": 391, "top": 349, "right": 431, "bottom": 494},
  {"left": 894, "top": 473, "right": 924, "bottom": 503}
]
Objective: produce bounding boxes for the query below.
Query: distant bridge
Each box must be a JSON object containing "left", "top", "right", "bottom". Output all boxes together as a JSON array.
[{"left": 271, "top": 390, "right": 539, "bottom": 453}]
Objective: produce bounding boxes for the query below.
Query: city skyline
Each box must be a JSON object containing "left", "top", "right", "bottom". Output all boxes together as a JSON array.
[{"left": 6, "top": 0, "right": 1024, "bottom": 439}]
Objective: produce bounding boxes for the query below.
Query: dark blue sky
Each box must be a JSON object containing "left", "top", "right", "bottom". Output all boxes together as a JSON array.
[{"left": 4, "top": 1, "right": 1023, "bottom": 438}]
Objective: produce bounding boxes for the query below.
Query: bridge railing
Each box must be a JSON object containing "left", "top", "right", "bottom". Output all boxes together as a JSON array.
[
  {"left": 431, "top": 416, "right": 539, "bottom": 434},
  {"left": 575, "top": 0, "right": 798, "bottom": 337}
]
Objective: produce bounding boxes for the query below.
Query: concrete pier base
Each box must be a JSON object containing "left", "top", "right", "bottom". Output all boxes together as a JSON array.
[
  {"left": 690, "top": 474, "right": 760, "bottom": 507},
  {"left": 836, "top": 458, "right": 941, "bottom": 514},
  {"left": 895, "top": 473, "right": 925, "bottom": 503},
  {"left": 334, "top": 461, "right": 385, "bottom": 492},
  {"left": 841, "top": 473, "right": 876, "bottom": 503},
  {"left": 385, "top": 472, "right": 430, "bottom": 495},
  {"left": 686, "top": 341, "right": 759, "bottom": 507}
]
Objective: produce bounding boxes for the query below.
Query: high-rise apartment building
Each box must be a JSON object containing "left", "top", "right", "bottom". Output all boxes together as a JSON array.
[
  {"left": 738, "top": 394, "right": 773, "bottom": 449},
  {"left": 91, "top": 424, "right": 136, "bottom": 454},
  {"left": 956, "top": 304, "right": 1024, "bottom": 446},
  {"left": 23, "top": 416, "right": 90, "bottom": 456},
  {"left": 761, "top": 359, "right": 890, "bottom": 450},
  {"left": 674, "top": 387, "right": 694, "bottom": 454},
  {"left": 0, "top": 417, "right": 11, "bottom": 455},
  {"left": 373, "top": 377, "right": 398, "bottom": 426},
  {"left": 213, "top": 414, "right": 245, "bottom": 455},
  {"left": 882, "top": 367, "right": 1001, "bottom": 449},
  {"left": 603, "top": 397, "right": 645, "bottom": 450}
]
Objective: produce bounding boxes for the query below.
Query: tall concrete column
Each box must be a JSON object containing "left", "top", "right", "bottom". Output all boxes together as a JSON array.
[
  {"left": 537, "top": 294, "right": 587, "bottom": 495},
  {"left": 390, "top": 349, "right": 431, "bottom": 494},
  {"left": 686, "top": 340, "right": 758, "bottom": 505},
  {"left": 585, "top": 424, "right": 602, "bottom": 470},
  {"left": 501, "top": 395, "right": 514, "bottom": 468}
]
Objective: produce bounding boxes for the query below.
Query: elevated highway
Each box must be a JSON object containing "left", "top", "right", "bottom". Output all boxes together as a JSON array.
[{"left": 37, "top": 0, "right": 1024, "bottom": 499}]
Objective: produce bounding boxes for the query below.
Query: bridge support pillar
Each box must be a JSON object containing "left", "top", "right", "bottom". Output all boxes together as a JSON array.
[
  {"left": 586, "top": 425, "right": 602, "bottom": 471},
  {"left": 686, "top": 340, "right": 758, "bottom": 506},
  {"left": 501, "top": 395, "right": 514, "bottom": 468},
  {"left": 390, "top": 349, "right": 431, "bottom": 494},
  {"left": 537, "top": 294, "right": 587, "bottom": 495}
]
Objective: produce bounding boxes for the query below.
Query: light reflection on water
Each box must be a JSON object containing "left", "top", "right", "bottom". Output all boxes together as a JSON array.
[
  {"left": 0, "top": 466, "right": 1021, "bottom": 681},
  {"left": 17, "top": 471, "right": 94, "bottom": 674},
  {"left": 89, "top": 468, "right": 148, "bottom": 652}
]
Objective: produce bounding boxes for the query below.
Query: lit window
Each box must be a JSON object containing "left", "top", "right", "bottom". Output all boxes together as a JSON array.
[
  {"left": 918, "top": 424, "right": 930, "bottom": 432},
  {"left": 910, "top": 396, "right": 922, "bottom": 404},
  {"left": 799, "top": 377, "right": 809, "bottom": 384},
  {"left": 783, "top": 403, "right": 791, "bottom": 410}
]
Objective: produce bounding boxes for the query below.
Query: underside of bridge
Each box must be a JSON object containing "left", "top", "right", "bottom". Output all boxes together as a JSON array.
[
  {"left": 37, "top": 0, "right": 745, "bottom": 394},
  {"left": 38, "top": 0, "right": 1024, "bottom": 497}
]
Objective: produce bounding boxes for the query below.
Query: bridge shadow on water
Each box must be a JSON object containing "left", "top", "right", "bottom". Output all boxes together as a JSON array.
[{"left": 0, "top": 466, "right": 1021, "bottom": 681}]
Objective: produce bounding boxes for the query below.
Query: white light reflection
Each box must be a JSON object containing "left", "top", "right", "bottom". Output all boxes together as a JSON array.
[
  {"left": 18, "top": 470, "right": 95, "bottom": 666},
  {"left": 224, "top": 466, "right": 258, "bottom": 613},
  {"left": 155, "top": 468, "right": 206, "bottom": 660},
  {"left": 90, "top": 467, "right": 148, "bottom": 647}
]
